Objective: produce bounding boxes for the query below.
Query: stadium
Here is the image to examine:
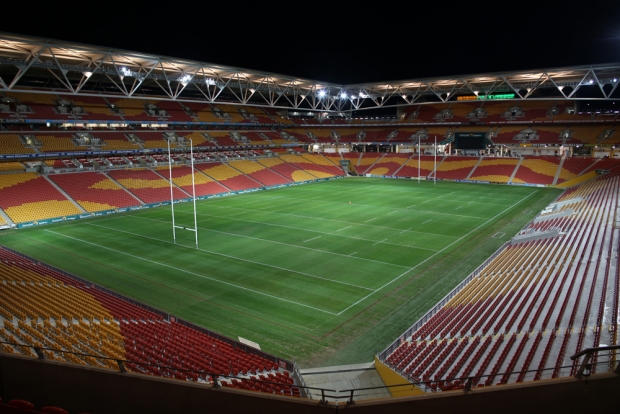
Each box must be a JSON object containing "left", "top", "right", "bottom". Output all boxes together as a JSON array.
[{"left": 0, "top": 28, "right": 618, "bottom": 413}]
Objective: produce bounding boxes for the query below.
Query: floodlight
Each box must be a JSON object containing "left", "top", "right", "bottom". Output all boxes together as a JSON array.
[
  {"left": 340, "top": 92, "right": 347, "bottom": 99},
  {"left": 318, "top": 90, "right": 326, "bottom": 97},
  {"left": 120, "top": 67, "right": 131, "bottom": 76}
]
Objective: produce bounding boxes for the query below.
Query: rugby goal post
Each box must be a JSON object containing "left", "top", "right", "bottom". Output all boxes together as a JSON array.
[{"left": 168, "top": 138, "right": 199, "bottom": 248}]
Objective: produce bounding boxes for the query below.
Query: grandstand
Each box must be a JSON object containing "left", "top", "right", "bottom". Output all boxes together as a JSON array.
[{"left": 0, "top": 32, "right": 618, "bottom": 413}]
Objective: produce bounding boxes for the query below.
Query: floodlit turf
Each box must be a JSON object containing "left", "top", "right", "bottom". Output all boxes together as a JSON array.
[{"left": 0, "top": 177, "right": 562, "bottom": 366}]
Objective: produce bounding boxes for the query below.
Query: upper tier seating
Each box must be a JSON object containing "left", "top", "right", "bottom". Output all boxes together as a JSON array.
[
  {"left": 48, "top": 172, "right": 140, "bottom": 211},
  {"left": 0, "top": 173, "right": 82, "bottom": 223},
  {"left": 107, "top": 169, "right": 187, "bottom": 203},
  {"left": 0, "top": 134, "right": 35, "bottom": 154}
]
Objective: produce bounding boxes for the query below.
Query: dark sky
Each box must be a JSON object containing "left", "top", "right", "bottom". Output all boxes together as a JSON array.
[{"left": 5, "top": 1, "right": 620, "bottom": 84}]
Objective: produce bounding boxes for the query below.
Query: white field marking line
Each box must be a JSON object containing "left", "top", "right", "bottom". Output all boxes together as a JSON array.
[
  {"left": 288, "top": 200, "right": 300, "bottom": 204},
  {"left": 364, "top": 217, "right": 377, "bottom": 223},
  {"left": 303, "top": 236, "right": 321, "bottom": 243},
  {"left": 422, "top": 219, "right": 432, "bottom": 225},
  {"left": 336, "top": 226, "right": 352, "bottom": 232},
  {"left": 455, "top": 206, "right": 463, "bottom": 210},
  {"left": 82, "top": 222, "right": 375, "bottom": 292},
  {"left": 349, "top": 252, "right": 357, "bottom": 256},
  {"left": 253, "top": 194, "right": 483, "bottom": 219},
  {"left": 334, "top": 189, "right": 539, "bottom": 315},
  {"left": 492, "top": 232, "right": 506, "bottom": 238},
  {"left": 400, "top": 228, "right": 412, "bottom": 234},
  {"left": 226, "top": 211, "right": 246, "bottom": 217},
  {"left": 178, "top": 210, "right": 444, "bottom": 252},
  {"left": 373, "top": 239, "right": 387, "bottom": 246},
  {"left": 468, "top": 201, "right": 475, "bottom": 204},
  {"left": 132, "top": 215, "right": 412, "bottom": 268},
  {"left": 196, "top": 206, "right": 462, "bottom": 238},
  {"left": 422, "top": 200, "right": 431, "bottom": 204},
  {"left": 44, "top": 229, "right": 339, "bottom": 315},
  {"left": 387, "top": 211, "right": 398, "bottom": 215}
]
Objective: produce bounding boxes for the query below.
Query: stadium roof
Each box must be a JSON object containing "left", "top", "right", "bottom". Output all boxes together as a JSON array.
[{"left": 1, "top": 32, "right": 620, "bottom": 112}]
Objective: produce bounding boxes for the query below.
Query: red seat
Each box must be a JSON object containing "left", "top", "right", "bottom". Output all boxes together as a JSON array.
[
  {"left": 9, "top": 400, "right": 35, "bottom": 410},
  {"left": 41, "top": 407, "right": 69, "bottom": 414}
]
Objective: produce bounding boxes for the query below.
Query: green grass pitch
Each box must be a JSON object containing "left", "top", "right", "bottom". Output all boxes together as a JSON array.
[{"left": 0, "top": 177, "right": 561, "bottom": 367}]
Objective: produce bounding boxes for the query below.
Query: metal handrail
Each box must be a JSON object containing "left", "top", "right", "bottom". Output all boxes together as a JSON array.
[{"left": 2, "top": 340, "right": 617, "bottom": 405}]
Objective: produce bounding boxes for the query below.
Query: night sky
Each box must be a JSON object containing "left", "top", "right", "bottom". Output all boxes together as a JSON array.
[{"left": 5, "top": 1, "right": 620, "bottom": 84}]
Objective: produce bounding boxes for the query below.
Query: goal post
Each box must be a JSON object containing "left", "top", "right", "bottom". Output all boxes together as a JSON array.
[{"left": 168, "top": 138, "right": 199, "bottom": 248}]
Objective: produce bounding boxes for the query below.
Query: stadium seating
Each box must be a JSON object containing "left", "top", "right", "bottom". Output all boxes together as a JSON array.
[
  {"left": 159, "top": 165, "right": 235, "bottom": 195},
  {"left": 0, "top": 246, "right": 299, "bottom": 395},
  {"left": 434, "top": 156, "right": 478, "bottom": 180},
  {"left": 364, "top": 153, "right": 411, "bottom": 176},
  {"left": 228, "top": 160, "right": 292, "bottom": 186},
  {"left": 0, "top": 161, "right": 25, "bottom": 172},
  {"left": 568, "top": 125, "right": 617, "bottom": 145},
  {"left": 0, "top": 134, "right": 35, "bottom": 154},
  {"left": 555, "top": 157, "right": 597, "bottom": 184},
  {"left": 512, "top": 157, "right": 561, "bottom": 185},
  {"left": 393, "top": 156, "right": 437, "bottom": 178},
  {"left": 278, "top": 154, "right": 336, "bottom": 178},
  {"left": 468, "top": 158, "right": 519, "bottom": 183},
  {"left": 0, "top": 173, "right": 82, "bottom": 223},
  {"left": 36, "top": 134, "right": 78, "bottom": 152},
  {"left": 382, "top": 172, "right": 619, "bottom": 386},
  {"left": 107, "top": 169, "right": 187, "bottom": 203},
  {"left": 197, "top": 163, "right": 261, "bottom": 191},
  {"left": 355, "top": 153, "right": 384, "bottom": 175},
  {"left": 48, "top": 172, "right": 140, "bottom": 211},
  {"left": 300, "top": 153, "right": 343, "bottom": 175},
  {"left": 256, "top": 157, "right": 315, "bottom": 182}
]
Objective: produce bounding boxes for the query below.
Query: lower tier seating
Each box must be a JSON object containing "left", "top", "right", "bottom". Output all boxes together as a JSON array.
[
  {"left": 0, "top": 246, "right": 299, "bottom": 396},
  {"left": 49, "top": 172, "right": 140, "bottom": 211},
  {"left": 0, "top": 173, "right": 82, "bottom": 223}
]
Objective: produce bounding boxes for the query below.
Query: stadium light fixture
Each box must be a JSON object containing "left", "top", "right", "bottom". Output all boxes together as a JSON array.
[
  {"left": 340, "top": 92, "right": 347, "bottom": 99},
  {"left": 120, "top": 67, "right": 131, "bottom": 77},
  {"left": 318, "top": 90, "right": 326, "bottom": 98}
]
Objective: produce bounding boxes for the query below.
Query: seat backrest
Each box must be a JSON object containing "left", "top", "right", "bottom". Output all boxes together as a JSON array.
[
  {"left": 8, "top": 400, "right": 35, "bottom": 410},
  {"left": 41, "top": 407, "right": 69, "bottom": 414}
]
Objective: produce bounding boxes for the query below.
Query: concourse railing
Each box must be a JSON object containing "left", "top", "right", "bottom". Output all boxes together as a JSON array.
[{"left": 1, "top": 341, "right": 618, "bottom": 405}]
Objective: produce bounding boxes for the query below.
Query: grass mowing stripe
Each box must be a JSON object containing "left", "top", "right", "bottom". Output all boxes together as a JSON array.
[
  {"left": 83, "top": 221, "right": 375, "bottom": 292},
  {"left": 334, "top": 189, "right": 539, "bottom": 315},
  {"left": 45, "top": 228, "right": 344, "bottom": 315},
  {"left": 254, "top": 194, "right": 486, "bottom": 219},
  {"left": 194, "top": 204, "right": 460, "bottom": 239},
  {"left": 133, "top": 214, "right": 413, "bottom": 268},
  {"left": 171, "top": 209, "right": 444, "bottom": 253}
]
